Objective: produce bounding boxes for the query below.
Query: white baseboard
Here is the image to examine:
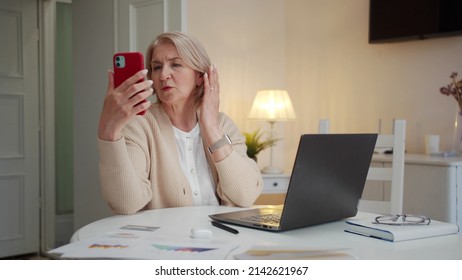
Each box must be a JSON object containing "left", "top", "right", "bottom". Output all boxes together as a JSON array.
[{"left": 55, "top": 213, "right": 74, "bottom": 247}]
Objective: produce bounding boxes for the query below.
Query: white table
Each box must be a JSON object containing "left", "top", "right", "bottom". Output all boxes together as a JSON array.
[{"left": 70, "top": 206, "right": 462, "bottom": 260}]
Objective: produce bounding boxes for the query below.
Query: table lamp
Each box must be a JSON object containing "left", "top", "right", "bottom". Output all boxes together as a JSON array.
[{"left": 248, "top": 89, "right": 296, "bottom": 174}]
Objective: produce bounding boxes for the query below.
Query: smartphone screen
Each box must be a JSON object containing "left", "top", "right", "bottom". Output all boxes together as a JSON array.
[{"left": 113, "top": 52, "right": 147, "bottom": 115}]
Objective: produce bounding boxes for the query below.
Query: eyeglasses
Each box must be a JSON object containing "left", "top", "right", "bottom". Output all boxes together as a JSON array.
[{"left": 373, "top": 214, "right": 431, "bottom": 226}]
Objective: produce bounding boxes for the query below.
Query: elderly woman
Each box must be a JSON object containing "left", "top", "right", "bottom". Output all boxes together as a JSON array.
[{"left": 97, "top": 32, "right": 263, "bottom": 214}]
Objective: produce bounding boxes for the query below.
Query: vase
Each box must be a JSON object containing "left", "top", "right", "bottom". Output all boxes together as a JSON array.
[{"left": 452, "top": 110, "right": 462, "bottom": 154}]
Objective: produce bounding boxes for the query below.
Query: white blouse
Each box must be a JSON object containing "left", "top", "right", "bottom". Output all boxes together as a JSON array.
[{"left": 173, "top": 124, "right": 219, "bottom": 206}]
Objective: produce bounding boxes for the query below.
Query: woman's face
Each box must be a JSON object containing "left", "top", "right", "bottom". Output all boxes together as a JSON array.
[{"left": 150, "top": 43, "right": 202, "bottom": 106}]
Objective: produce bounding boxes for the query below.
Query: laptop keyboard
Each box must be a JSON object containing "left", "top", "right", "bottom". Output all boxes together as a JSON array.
[{"left": 241, "top": 213, "right": 281, "bottom": 224}]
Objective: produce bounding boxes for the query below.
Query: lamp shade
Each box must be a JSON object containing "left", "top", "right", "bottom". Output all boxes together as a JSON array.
[{"left": 248, "top": 89, "right": 296, "bottom": 121}]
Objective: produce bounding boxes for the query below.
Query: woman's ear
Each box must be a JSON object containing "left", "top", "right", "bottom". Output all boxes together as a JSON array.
[{"left": 196, "top": 72, "right": 204, "bottom": 87}]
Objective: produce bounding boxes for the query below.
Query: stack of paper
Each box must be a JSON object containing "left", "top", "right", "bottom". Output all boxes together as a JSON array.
[{"left": 49, "top": 225, "right": 239, "bottom": 259}]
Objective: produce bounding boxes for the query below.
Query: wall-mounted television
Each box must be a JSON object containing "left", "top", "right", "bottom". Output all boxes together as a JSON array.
[{"left": 369, "top": 0, "right": 462, "bottom": 43}]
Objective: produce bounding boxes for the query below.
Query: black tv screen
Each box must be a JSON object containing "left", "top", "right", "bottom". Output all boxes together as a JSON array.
[{"left": 369, "top": 0, "right": 462, "bottom": 43}]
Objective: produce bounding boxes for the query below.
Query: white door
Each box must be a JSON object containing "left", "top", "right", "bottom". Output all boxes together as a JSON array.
[
  {"left": 116, "top": 0, "right": 165, "bottom": 53},
  {"left": 117, "top": 0, "right": 184, "bottom": 52},
  {"left": 0, "top": 0, "right": 40, "bottom": 257}
]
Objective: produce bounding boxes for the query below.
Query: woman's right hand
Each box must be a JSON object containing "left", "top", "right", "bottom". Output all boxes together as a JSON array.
[{"left": 98, "top": 69, "right": 153, "bottom": 141}]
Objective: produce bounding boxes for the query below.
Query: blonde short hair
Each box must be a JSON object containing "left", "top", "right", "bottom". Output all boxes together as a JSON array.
[{"left": 146, "top": 32, "right": 211, "bottom": 107}]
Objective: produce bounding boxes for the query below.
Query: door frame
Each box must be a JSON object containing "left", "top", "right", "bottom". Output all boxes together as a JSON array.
[
  {"left": 39, "top": 0, "right": 61, "bottom": 252},
  {"left": 40, "top": 0, "right": 74, "bottom": 253}
]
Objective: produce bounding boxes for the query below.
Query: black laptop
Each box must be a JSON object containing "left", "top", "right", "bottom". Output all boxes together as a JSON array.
[{"left": 209, "top": 133, "right": 378, "bottom": 232}]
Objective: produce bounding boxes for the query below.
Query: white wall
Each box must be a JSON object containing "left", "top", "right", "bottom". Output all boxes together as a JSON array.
[
  {"left": 187, "top": 0, "right": 462, "bottom": 172},
  {"left": 283, "top": 0, "right": 462, "bottom": 169},
  {"left": 187, "top": 0, "right": 288, "bottom": 172}
]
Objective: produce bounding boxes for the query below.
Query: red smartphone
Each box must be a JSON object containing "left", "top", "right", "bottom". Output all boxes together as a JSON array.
[{"left": 113, "top": 52, "right": 147, "bottom": 115}]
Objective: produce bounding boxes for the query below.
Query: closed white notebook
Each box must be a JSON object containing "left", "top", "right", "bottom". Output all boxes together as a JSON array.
[{"left": 345, "top": 218, "right": 459, "bottom": 242}]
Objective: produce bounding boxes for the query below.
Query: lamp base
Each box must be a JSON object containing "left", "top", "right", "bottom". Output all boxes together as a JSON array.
[{"left": 261, "top": 166, "right": 284, "bottom": 174}]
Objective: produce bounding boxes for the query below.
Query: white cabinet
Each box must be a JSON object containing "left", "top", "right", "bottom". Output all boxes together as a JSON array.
[
  {"left": 261, "top": 174, "right": 290, "bottom": 193},
  {"left": 254, "top": 174, "right": 290, "bottom": 205},
  {"left": 371, "top": 154, "right": 462, "bottom": 228}
]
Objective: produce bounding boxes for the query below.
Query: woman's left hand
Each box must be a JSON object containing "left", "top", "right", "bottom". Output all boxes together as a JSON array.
[
  {"left": 200, "top": 64, "right": 233, "bottom": 160},
  {"left": 199, "top": 65, "right": 220, "bottom": 131}
]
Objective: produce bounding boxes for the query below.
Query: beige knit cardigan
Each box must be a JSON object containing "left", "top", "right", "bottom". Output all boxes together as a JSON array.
[{"left": 98, "top": 103, "right": 263, "bottom": 214}]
